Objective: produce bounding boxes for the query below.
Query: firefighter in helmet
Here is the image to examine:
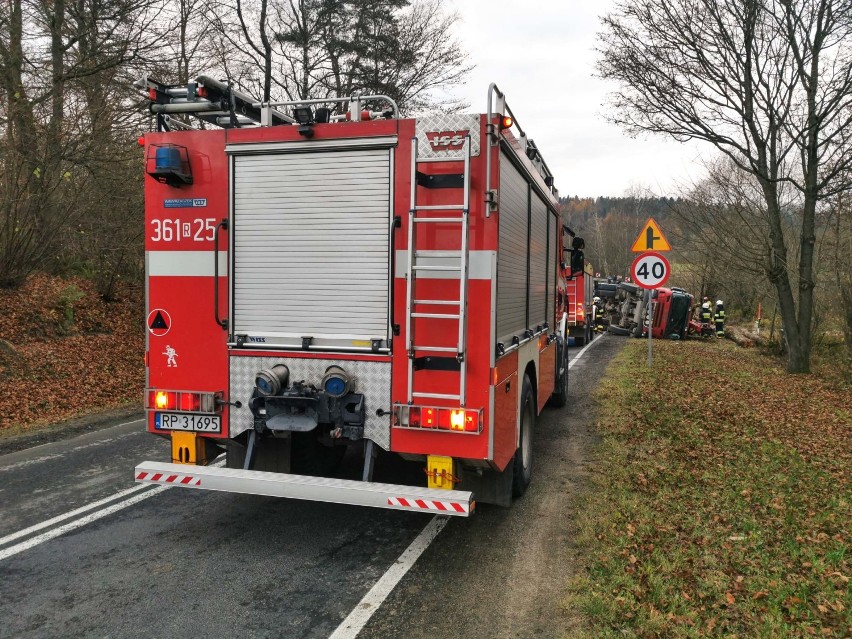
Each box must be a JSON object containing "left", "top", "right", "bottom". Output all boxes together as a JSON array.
[
  {"left": 714, "top": 299, "right": 726, "bottom": 337},
  {"left": 592, "top": 296, "right": 605, "bottom": 332},
  {"left": 698, "top": 301, "right": 713, "bottom": 333}
]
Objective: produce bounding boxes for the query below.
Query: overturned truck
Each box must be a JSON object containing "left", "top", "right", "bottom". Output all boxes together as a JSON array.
[{"left": 595, "top": 281, "right": 693, "bottom": 340}]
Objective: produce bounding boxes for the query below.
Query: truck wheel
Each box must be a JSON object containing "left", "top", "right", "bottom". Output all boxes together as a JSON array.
[
  {"left": 596, "top": 283, "right": 617, "bottom": 298},
  {"left": 607, "top": 325, "right": 631, "bottom": 336},
  {"left": 291, "top": 431, "right": 346, "bottom": 476},
  {"left": 226, "top": 442, "right": 245, "bottom": 469},
  {"left": 512, "top": 374, "right": 535, "bottom": 497},
  {"left": 549, "top": 342, "right": 569, "bottom": 408},
  {"left": 574, "top": 335, "right": 585, "bottom": 347},
  {"left": 226, "top": 435, "right": 291, "bottom": 473}
]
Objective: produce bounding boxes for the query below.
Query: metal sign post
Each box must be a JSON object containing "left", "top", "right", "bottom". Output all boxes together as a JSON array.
[
  {"left": 646, "top": 289, "right": 653, "bottom": 367},
  {"left": 631, "top": 252, "right": 671, "bottom": 368},
  {"left": 630, "top": 219, "right": 673, "bottom": 368}
]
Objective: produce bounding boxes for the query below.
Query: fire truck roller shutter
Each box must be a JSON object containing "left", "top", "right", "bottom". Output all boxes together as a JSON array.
[
  {"left": 496, "top": 155, "right": 529, "bottom": 346},
  {"left": 232, "top": 149, "right": 391, "bottom": 345},
  {"left": 529, "top": 196, "right": 549, "bottom": 329}
]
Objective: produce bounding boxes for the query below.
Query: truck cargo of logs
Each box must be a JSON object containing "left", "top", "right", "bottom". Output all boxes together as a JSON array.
[{"left": 724, "top": 325, "right": 768, "bottom": 348}]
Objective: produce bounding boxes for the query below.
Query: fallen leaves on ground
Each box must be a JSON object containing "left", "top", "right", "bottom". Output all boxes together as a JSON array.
[{"left": 0, "top": 273, "right": 144, "bottom": 432}]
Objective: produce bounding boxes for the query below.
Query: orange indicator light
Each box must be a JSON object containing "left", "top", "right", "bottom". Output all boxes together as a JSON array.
[{"left": 155, "top": 391, "right": 171, "bottom": 409}]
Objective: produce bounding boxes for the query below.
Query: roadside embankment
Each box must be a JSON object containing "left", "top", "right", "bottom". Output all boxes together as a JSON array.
[
  {"left": 566, "top": 338, "right": 851, "bottom": 638},
  {"left": 0, "top": 274, "right": 144, "bottom": 435}
]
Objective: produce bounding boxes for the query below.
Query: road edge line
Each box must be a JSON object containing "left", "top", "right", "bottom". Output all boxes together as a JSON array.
[
  {"left": 0, "top": 485, "right": 170, "bottom": 562},
  {"left": 569, "top": 333, "right": 605, "bottom": 369},
  {"left": 0, "top": 457, "right": 226, "bottom": 560},
  {"left": 328, "top": 515, "right": 449, "bottom": 639},
  {"left": 0, "top": 483, "right": 150, "bottom": 547}
]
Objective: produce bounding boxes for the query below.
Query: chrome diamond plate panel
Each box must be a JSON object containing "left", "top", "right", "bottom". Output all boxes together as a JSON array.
[
  {"left": 229, "top": 355, "right": 391, "bottom": 450},
  {"left": 415, "top": 113, "right": 481, "bottom": 160}
]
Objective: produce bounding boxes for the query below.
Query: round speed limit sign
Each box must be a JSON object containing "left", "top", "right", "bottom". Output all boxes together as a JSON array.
[{"left": 631, "top": 251, "right": 671, "bottom": 289}]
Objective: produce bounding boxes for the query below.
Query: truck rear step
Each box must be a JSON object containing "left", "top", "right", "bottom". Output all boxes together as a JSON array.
[{"left": 134, "top": 461, "right": 474, "bottom": 516}]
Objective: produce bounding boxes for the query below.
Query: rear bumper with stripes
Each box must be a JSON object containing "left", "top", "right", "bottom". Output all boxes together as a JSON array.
[{"left": 134, "top": 461, "right": 474, "bottom": 516}]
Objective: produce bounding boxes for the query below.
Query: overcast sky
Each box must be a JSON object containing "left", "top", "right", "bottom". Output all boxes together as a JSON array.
[{"left": 442, "top": 0, "right": 708, "bottom": 198}]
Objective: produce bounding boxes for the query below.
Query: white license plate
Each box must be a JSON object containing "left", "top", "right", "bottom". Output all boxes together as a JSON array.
[{"left": 155, "top": 413, "right": 221, "bottom": 432}]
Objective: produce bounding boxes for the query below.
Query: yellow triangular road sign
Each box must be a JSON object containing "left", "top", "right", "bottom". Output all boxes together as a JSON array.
[{"left": 631, "top": 218, "right": 671, "bottom": 252}]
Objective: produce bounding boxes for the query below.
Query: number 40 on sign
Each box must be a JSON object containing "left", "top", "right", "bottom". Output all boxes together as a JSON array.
[{"left": 631, "top": 251, "right": 671, "bottom": 290}]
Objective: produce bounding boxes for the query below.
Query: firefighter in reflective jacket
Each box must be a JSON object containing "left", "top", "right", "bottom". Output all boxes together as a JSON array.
[
  {"left": 698, "top": 301, "right": 713, "bottom": 328},
  {"left": 714, "top": 300, "right": 726, "bottom": 337},
  {"left": 592, "top": 296, "right": 605, "bottom": 332}
]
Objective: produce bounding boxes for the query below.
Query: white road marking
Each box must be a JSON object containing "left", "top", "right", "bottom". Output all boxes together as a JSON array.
[
  {"left": 0, "top": 485, "right": 170, "bottom": 561},
  {"left": 329, "top": 515, "right": 450, "bottom": 639},
  {"left": 0, "top": 483, "right": 150, "bottom": 547},
  {"left": 0, "top": 454, "right": 64, "bottom": 472},
  {"left": 0, "top": 433, "right": 144, "bottom": 473},
  {"left": 0, "top": 417, "right": 145, "bottom": 459},
  {"left": 327, "top": 334, "right": 609, "bottom": 636},
  {"left": 568, "top": 333, "right": 605, "bottom": 369},
  {"left": 0, "top": 457, "right": 226, "bottom": 562}
]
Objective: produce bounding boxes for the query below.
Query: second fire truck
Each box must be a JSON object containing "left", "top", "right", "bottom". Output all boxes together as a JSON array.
[{"left": 135, "top": 77, "right": 580, "bottom": 515}]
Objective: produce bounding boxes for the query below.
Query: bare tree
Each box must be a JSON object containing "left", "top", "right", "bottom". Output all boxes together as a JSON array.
[
  {"left": 670, "top": 159, "right": 784, "bottom": 313},
  {"left": 824, "top": 193, "right": 852, "bottom": 358},
  {"left": 203, "top": 0, "right": 470, "bottom": 113},
  {"left": 0, "top": 0, "right": 164, "bottom": 287},
  {"left": 598, "top": 0, "right": 852, "bottom": 372}
]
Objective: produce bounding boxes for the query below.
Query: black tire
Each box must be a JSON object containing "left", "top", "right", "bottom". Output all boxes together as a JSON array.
[
  {"left": 596, "top": 283, "right": 617, "bottom": 299},
  {"left": 549, "top": 340, "right": 569, "bottom": 408},
  {"left": 226, "top": 441, "right": 245, "bottom": 469},
  {"left": 512, "top": 374, "right": 535, "bottom": 497},
  {"left": 631, "top": 326, "right": 643, "bottom": 338},
  {"left": 291, "top": 431, "right": 346, "bottom": 476},
  {"left": 574, "top": 334, "right": 585, "bottom": 347},
  {"left": 607, "top": 325, "right": 631, "bottom": 336},
  {"left": 618, "top": 282, "right": 640, "bottom": 295},
  {"left": 226, "top": 435, "right": 291, "bottom": 472}
]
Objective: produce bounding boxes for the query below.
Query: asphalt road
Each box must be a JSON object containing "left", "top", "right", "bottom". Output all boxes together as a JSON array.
[{"left": 0, "top": 334, "right": 621, "bottom": 639}]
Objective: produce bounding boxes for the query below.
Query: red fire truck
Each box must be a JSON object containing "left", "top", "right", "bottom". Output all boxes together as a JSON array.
[
  {"left": 564, "top": 256, "right": 595, "bottom": 347},
  {"left": 134, "top": 77, "right": 576, "bottom": 516}
]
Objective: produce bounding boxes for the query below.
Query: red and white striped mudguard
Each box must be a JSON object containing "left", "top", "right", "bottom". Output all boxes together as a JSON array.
[
  {"left": 388, "top": 496, "right": 473, "bottom": 515},
  {"left": 133, "top": 461, "right": 474, "bottom": 516},
  {"left": 136, "top": 470, "right": 202, "bottom": 487}
]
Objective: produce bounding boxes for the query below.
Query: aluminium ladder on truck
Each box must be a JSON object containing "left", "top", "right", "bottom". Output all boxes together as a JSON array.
[{"left": 405, "top": 136, "right": 472, "bottom": 406}]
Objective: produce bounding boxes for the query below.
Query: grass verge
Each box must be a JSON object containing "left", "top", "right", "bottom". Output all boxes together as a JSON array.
[{"left": 565, "top": 338, "right": 851, "bottom": 638}]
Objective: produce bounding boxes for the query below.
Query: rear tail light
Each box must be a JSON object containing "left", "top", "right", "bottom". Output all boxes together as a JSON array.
[
  {"left": 179, "top": 393, "right": 200, "bottom": 411},
  {"left": 146, "top": 389, "right": 220, "bottom": 414},
  {"left": 394, "top": 405, "right": 482, "bottom": 434},
  {"left": 151, "top": 390, "right": 176, "bottom": 410}
]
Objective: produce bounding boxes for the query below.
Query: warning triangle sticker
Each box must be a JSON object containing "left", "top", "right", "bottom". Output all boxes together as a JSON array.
[
  {"left": 631, "top": 218, "right": 671, "bottom": 252},
  {"left": 147, "top": 308, "right": 172, "bottom": 336},
  {"left": 150, "top": 312, "right": 168, "bottom": 329}
]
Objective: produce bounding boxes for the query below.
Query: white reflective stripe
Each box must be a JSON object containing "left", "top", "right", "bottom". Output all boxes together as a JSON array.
[
  {"left": 225, "top": 135, "right": 398, "bottom": 155},
  {"left": 395, "top": 250, "right": 494, "bottom": 279},
  {"left": 147, "top": 251, "right": 227, "bottom": 277}
]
